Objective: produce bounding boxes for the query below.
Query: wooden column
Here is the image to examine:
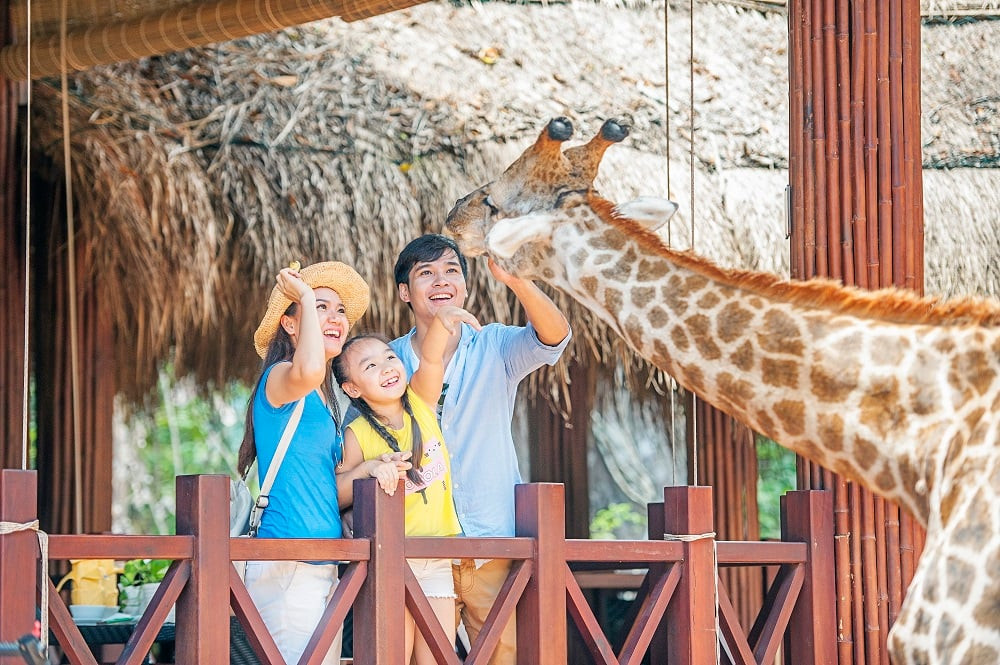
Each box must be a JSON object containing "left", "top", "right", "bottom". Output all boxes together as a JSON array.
[
  {"left": 353, "top": 477, "right": 406, "bottom": 665},
  {"left": 0, "top": 1, "right": 26, "bottom": 471},
  {"left": 783, "top": 490, "right": 836, "bottom": 665},
  {"left": 662, "top": 486, "right": 716, "bottom": 665},
  {"left": 32, "top": 178, "right": 115, "bottom": 536},
  {"left": 173, "top": 475, "right": 230, "bottom": 663},
  {"left": 515, "top": 483, "right": 567, "bottom": 665},
  {"left": 787, "top": 1, "right": 924, "bottom": 663},
  {"left": 0, "top": 470, "right": 37, "bottom": 654}
]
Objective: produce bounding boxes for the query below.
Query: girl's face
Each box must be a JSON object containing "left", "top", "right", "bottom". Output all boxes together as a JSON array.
[
  {"left": 281, "top": 287, "right": 350, "bottom": 359},
  {"left": 339, "top": 337, "right": 407, "bottom": 405}
]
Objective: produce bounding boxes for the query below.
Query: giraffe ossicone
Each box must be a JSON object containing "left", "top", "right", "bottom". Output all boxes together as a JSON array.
[{"left": 445, "top": 117, "right": 1000, "bottom": 665}]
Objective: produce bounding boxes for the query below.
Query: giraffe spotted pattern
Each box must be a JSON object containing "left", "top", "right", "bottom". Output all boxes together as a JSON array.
[{"left": 445, "top": 117, "right": 1000, "bottom": 665}]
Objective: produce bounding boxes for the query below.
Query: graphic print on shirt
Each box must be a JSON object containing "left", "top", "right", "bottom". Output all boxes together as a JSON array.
[{"left": 405, "top": 437, "right": 448, "bottom": 504}]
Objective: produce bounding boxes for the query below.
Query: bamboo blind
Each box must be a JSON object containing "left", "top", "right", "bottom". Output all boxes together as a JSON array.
[
  {"left": 787, "top": 1, "right": 925, "bottom": 664},
  {"left": 0, "top": 0, "right": 429, "bottom": 79},
  {"left": 720, "top": 0, "right": 1000, "bottom": 16}
]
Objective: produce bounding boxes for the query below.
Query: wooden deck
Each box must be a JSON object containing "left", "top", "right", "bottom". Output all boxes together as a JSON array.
[{"left": 0, "top": 470, "right": 836, "bottom": 664}]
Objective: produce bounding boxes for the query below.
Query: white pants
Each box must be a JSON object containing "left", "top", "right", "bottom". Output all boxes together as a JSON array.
[{"left": 244, "top": 560, "right": 342, "bottom": 665}]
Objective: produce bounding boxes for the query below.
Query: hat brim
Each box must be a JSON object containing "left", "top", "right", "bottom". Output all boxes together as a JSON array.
[{"left": 253, "top": 262, "right": 370, "bottom": 358}]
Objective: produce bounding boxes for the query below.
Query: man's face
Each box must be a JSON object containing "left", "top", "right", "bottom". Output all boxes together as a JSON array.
[{"left": 398, "top": 249, "right": 468, "bottom": 322}]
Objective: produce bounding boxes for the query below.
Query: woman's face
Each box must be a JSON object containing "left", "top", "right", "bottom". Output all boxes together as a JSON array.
[
  {"left": 284, "top": 287, "right": 350, "bottom": 359},
  {"left": 339, "top": 337, "right": 407, "bottom": 405}
]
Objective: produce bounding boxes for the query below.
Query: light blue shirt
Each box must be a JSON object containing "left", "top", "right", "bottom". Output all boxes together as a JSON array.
[
  {"left": 253, "top": 364, "right": 343, "bottom": 540},
  {"left": 390, "top": 322, "right": 570, "bottom": 537}
]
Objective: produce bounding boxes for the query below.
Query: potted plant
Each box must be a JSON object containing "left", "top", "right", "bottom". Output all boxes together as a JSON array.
[{"left": 118, "top": 559, "right": 172, "bottom": 618}]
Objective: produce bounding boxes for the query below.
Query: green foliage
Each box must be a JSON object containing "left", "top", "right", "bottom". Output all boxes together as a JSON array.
[
  {"left": 115, "top": 366, "right": 251, "bottom": 535},
  {"left": 756, "top": 434, "right": 797, "bottom": 540},
  {"left": 590, "top": 502, "right": 648, "bottom": 540},
  {"left": 119, "top": 558, "right": 171, "bottom": 587}
]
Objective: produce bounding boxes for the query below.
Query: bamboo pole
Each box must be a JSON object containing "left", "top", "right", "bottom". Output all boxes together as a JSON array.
[
  {"left": 873, "top": 497, "right": 889, "bottom": 665},
  {"left": 863, "top": 0, "right": 879, "bottom": 288},
  {"left": 850, "top": 0, "right": 869, "bottom": 291},
  {"left": 0, "top": 0, "right": 430, "bottom": 79},
  {"left": 875, "top": 0, "right": 892, "bottom": 287},
  {"left": 835, "top": 0, "right": 854, "bottom": 283},
  {"left": 833, "top": 476, "right": 853, "bottom": 664},
  {"left": 822, "top": 0, "right": 840, "bottom": 278},
  {"left": 802, "top": 0, "right": 817, "bottom": 278},
  {"left": 788, "top": 0, "right": 806, "bottom": 279},
  {"left": 888, "top": 0, "right": 906, "bottom": 287}
]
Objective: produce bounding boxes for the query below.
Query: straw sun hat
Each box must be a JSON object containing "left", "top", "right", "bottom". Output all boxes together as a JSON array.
[{"left": 253, "top": 261, "right": 370, "bottom": 358}]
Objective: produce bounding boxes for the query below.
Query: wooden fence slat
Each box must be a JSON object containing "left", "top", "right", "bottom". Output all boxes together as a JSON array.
[
  {"left": 564, "top": 565, "right": 619, "bottom": 665},
  {"left": 465, "top": 559, "right": 532, "bottom": 665}
]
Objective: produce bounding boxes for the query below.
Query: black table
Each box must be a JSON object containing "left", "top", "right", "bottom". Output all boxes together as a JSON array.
[{"left": 57, "top": 616, "right": 260, "bottom": 665}]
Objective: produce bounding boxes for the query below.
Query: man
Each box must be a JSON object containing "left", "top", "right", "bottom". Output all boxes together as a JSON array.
[{"left": 390, "top": 234, "right": 571, "bottom": 664}]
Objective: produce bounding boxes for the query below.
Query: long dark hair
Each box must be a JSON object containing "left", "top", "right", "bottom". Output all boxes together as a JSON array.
[
  {"left": 237, "top": 302, "right": 341, "bottom": 479},
  {"left": 332, "top": 334, "right": 424, "bottom": 486}
]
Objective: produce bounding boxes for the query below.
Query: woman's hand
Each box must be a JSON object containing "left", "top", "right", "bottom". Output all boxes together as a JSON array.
[{"left": 274, "top": 266, "right": 314, "bottom": 305}]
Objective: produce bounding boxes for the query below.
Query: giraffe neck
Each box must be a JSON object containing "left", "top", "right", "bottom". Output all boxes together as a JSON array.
[{"left": 539, "top": 210, "right": 1000, "bottom": 524}]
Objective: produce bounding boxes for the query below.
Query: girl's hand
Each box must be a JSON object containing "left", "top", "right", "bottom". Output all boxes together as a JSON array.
[
  {"left": 274, "top": 266, "right": 313, "bottom": 304},
  {"left": 369, "top": 460, "right": 402, "bottom": 496},
  {"left": 434, "top": 305, "right": 482, "bottom": 335}
]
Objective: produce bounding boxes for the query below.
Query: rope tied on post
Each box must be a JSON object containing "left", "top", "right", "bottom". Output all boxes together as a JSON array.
[
  {"left": 662, "top": 531, "right": 716, "bottom": 542},
  {"left": 0, "top": 520, "right": 49, "bottom": 655}
]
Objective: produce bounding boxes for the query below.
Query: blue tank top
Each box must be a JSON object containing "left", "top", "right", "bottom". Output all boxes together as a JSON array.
[{"left": 252, "top": 363, "right": 343, "bottom": 539}]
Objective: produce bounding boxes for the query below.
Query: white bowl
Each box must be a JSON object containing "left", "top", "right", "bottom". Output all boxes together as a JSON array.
[{"left": 69, "top": 604, "right": 116, "bottom": 622}]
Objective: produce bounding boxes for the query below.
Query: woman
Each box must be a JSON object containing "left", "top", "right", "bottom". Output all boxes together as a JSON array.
[{"left": 236, "top": 260, "right": 406, "bottom": 665}]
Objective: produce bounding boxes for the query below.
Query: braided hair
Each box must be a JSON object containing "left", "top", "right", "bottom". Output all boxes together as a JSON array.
[{"left": 333, "top": 334, "right": 425, "bottom": 486}]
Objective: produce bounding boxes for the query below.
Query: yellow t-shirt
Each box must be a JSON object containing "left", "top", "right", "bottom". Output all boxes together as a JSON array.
[{"left": 347, "top": 388, "right": 461, "bottom": 537}]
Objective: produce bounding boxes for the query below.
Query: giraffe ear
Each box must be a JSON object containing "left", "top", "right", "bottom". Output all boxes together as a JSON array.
[
  {"left": 485, "top": 212, "right": 555, "bottom": 259},
  {"left": 613, "top": 197, "right": 679, "bottom": 232}
]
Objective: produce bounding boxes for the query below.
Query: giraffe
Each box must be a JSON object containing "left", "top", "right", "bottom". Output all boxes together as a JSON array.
[{"left": 444, "top": 117, "right": 1000, "bottom": 665}]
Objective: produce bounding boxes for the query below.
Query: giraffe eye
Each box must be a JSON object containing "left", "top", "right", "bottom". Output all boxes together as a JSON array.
[{"left": 483, "top": 195, "right": 499, "bottom": 213}]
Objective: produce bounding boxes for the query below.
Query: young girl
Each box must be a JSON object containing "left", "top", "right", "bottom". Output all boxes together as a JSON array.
[{"left": 333, "top": 305, "right": 479, "bottom": 665}]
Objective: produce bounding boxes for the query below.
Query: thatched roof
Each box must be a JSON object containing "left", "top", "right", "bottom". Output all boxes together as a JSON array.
[{"left": 28, "top": 0, "right": 1000, "bottom": 401}]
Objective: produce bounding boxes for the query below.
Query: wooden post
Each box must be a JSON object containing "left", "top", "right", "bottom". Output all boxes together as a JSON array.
[
  {"left": 783, "top": 490, "right": 836, "bottom": 665},
  {"left": 515, "top": 483, "right": 566, "bottom": 665},
  {"left": 663, "top": 486, "right": 716, "bottom": 665},
  {"left": 0, "top": 469, "right": 37, "bottom": 661},
  {"left": 353, "top": 477, "right": 405, "bottom": 665},
  {"left": 174, "top": 474, "right": 230, "bottom": 662}
]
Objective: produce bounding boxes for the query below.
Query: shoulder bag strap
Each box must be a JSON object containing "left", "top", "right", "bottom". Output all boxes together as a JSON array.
[{"left": 249, "top": 396, "right": 305, "bottom": 534}]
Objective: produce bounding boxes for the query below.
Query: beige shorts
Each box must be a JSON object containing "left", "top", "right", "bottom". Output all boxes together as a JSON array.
[{"left": 408, "top": 558, "right": 457, "bottom": 599}]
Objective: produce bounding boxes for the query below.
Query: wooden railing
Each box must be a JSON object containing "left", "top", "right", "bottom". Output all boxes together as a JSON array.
[{"left": 0, "top": 469, "right": 836, "bottom": 664}]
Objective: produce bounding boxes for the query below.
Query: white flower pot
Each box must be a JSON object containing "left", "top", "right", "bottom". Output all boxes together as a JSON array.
[{"left": 139, "top": 582, "right": 176, "bottom": 623}]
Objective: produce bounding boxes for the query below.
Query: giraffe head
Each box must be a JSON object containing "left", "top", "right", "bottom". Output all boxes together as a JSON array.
[{"left": 445, "top": 117, "right": 678, "bottom": 278}]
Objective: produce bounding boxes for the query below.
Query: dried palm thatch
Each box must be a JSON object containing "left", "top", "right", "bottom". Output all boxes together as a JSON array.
[{"left": 27, "top": 0, "right": 1000, "bottom": 402}]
